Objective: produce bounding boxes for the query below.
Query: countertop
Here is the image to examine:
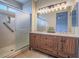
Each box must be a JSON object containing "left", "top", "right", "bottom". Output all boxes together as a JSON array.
[{"left": 31, "top": 32, "right": 79, "bottom": 38}]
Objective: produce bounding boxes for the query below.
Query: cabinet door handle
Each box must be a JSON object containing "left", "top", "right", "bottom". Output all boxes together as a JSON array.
[
  {"left": 61, "top": 40, "right": 64, "bottom": 51},
  {"left": 63, "top": 39, "right": 66, "bottom": 43},
  {"left": 61, "top": 39, "right": 63, "bottom": 42},
  {"left": 61, "top": 44, "right": 63, "bottom": 49},
  {"left": 61, "top": 39, "right": 66, "bottom": 43}
]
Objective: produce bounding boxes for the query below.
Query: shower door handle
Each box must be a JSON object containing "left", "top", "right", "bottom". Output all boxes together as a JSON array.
[{"left": 3, "top": 22, "right": 14, "bottom": 32}]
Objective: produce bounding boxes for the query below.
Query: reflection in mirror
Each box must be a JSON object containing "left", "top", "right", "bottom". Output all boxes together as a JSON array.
[
  {"left": 37, "top": 15, "right": 48, "bottom": 32},
  {"left": 72, "top": 7, "right": 78, "bottom": 34},
  {"left": 37, "top": 1, "right": 78, "bottom": 34}
]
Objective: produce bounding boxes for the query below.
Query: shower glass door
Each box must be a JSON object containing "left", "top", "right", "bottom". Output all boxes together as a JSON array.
[{"left": 0, "top": 14, "right": 15, "bottom": 57}]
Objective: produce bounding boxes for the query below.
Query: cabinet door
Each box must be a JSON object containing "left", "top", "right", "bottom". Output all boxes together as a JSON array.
[
  {"left": 46, "top": 36, "right": 59, "bottom": 55},
  {"left": 35, "top": 34, "right": 41, "bottom": 49},
  {"left": 62, "top": 37, "right": 76, "bottom": 56},
  {"left": 58, "top": 37, "right": 76, "bottom": 57},
  {"left": 40, "top": 35, "right": 48, "bottom": 49},
  {"left": 30, "top": 34, "right": 41, "bottom": 49},
  {"left": 58, "top": 38, "right": 69, "bottom": 57},
  {"left": 30, "top": 33, "right": 36, "bottom": 48}
]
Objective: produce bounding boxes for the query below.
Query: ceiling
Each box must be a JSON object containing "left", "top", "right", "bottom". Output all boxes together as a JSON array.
[
  {"left": 15, "top": 0, "right": 38, "bottom": 4},
  {"left": 15, "top": 0, "right": 29, "bottom": 4}
]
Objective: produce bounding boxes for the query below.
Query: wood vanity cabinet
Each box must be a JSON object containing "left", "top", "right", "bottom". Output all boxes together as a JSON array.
[
  {"left": 30, "top": 33, "right": 41, "bottom": 49},
  {"left": 30, "top": 33, "right": 79, "bottom": 58},
  {"left": 57, "top": 37, "right": 77, "bottom": 57}
]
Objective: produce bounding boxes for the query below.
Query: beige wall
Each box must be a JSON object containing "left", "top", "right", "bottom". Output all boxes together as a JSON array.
[
  {"left": 37, "top": 0, "right": 77, "bottom": 9},
  {"left": 37, "top": 0, "right": 67, "bottom": 9},
  {"left": 32, "top": 0, "right": 38, "bottom": 32},
  {"left": 41, "top": 12, "right": 56, "bottom": 29}
]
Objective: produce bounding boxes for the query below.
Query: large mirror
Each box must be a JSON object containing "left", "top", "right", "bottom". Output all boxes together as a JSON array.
[{"left": 36, "top": 0, "right": 78, "bottom": 34}]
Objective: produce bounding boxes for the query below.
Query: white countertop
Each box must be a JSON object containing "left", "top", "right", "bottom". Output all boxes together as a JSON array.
[{"left": 31, "top": 32, "right": 79, "bottom": 38}]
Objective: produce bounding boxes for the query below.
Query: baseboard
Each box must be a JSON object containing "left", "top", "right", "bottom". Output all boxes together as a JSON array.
[{"left": 4, "top": 45, "right": 29, "bottom": 58}]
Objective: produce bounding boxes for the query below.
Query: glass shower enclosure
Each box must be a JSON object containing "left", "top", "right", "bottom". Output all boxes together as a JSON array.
[{"left": 0, "top": 10, "right": 31, "bottom": 57}]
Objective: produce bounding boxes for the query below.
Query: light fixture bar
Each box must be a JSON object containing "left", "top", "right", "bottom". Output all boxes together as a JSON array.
[{"left": 38, "top": 1, "right": 68, "bottom": 14}]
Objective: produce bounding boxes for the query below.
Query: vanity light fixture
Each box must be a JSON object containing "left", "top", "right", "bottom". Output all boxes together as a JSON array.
[
  {"left": 56, "top": 4, "right": 60, "bottom": 10},
  {"left": 37, "top": 1, "right": 68, "bottom": 14},
  {"left": 44, "top": 8, "right": 48, "bottom": 13},
  {"left": 51, "top": 6, "right": 54, "bottom": 12},
  {"left": 61, "top": 2, "right": 67, "bottom": 9},
  {"left": 55, "top": 5, "right": 59, "bottom": 11}
]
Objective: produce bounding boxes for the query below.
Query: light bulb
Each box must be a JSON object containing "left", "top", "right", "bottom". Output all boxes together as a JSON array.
[
  {"left": 64, "top": 5, "right": 67, "bottom": 9},
  {"left": 43, "top": 8, "right": 47, "bottom": 14},
  {"left": 48, "top": 8, "right": 51, "bottom": 13},
  {"left": 41, "top": 10, "right": 44, "bottom": 14},
  {"left": 38, "top": 9, "right": 43, "bottom": 14},
  {"left": 62, "top": 3, "right": 65, "bottom": 7},
  {"left": 56, "top": 6, "right": 58, "bottom": 11},
  {"left": 59, "top": 6, "right": 62, "bottom": 10},
  {"left": 45, "top": 7, "right": 50, "bottom": 13},
  {"left": 40, "top": 10, "right": 43, "bottom": 15},
  {"left": 38, "top": 10, "right": 41, "bottom": 14},
  {"left": 42, "top": 8, "right": 45, "bottom": 14},
  {"left": 57, "top": 4, "right": 60, "bottom": 7},
  {"left": 57, "top": 4, "right": 60, "bottom": 10},
  {"left": 54, "top": 5, "right": 58, "bottom": 11},
  {"left": 51, "top": 7, "right": 54, "bottom": 12},
  {"left": 61, "top": 2, "right": 67, "bottom": 9},
  {"left": 43, "top": 8, "right": 46, "bottom": 13}
]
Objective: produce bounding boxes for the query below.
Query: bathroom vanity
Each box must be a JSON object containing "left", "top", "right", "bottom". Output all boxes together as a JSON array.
[{"left": 29, "top": 32, "right": 79, "bottom": 58}]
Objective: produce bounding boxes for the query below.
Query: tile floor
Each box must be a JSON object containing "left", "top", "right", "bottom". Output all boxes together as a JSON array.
[{"left": 14, "top": 50, "right": 52, "bottom": 58}]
